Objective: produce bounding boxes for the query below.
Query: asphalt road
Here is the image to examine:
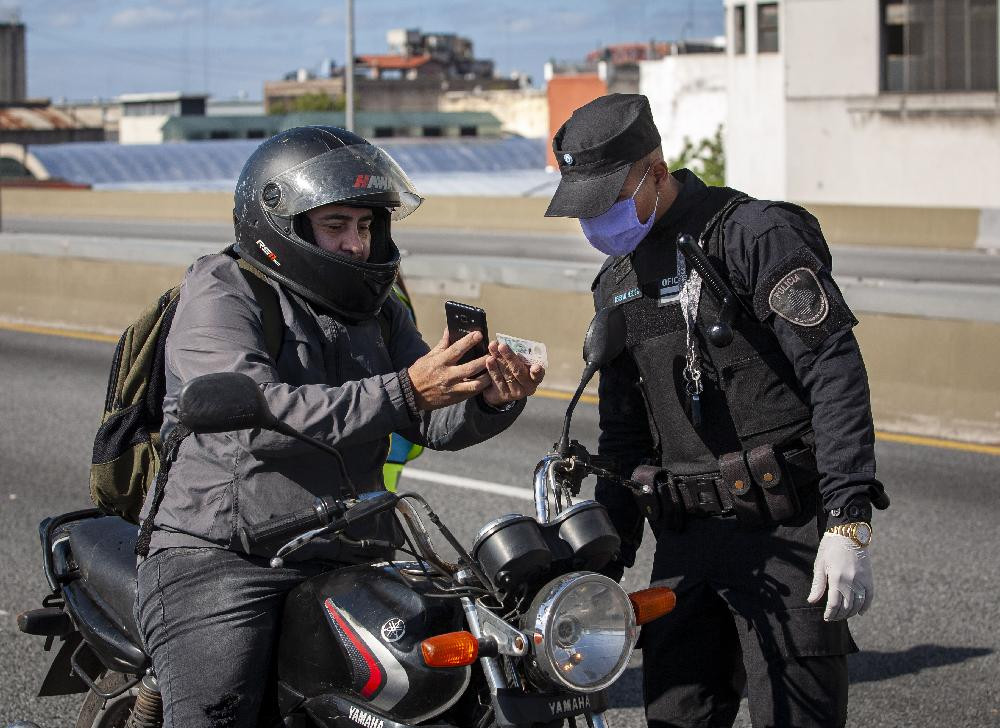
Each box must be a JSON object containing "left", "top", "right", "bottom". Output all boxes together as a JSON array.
[
  {"left": 1, "top": 328, "right": 998, "bottom": 727},
  {"left": 5, "top": 216, "right": 1000, "bottom": 285}
]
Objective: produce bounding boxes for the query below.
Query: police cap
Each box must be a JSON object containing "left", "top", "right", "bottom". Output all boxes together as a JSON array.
[{"left": 545, "top": 94, "right": 661, "bottom": 219}]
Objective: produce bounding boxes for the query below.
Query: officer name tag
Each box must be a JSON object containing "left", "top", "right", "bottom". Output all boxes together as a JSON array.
[{"left": 612, "top": 287, "right": 641, "bottom": 305}]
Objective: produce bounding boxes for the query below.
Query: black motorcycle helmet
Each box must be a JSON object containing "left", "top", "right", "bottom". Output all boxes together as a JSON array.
[{"left": 233, "top": 126, "right": 423, "bottom": 321}]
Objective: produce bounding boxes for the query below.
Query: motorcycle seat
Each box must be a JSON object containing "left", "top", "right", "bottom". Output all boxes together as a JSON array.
[{"left": 66, "top": 516, "right": 143, "bottom": 646}]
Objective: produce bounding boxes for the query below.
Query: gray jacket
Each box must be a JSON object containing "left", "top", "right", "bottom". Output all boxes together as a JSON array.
[{"left": 141, "top": 253, "right": 523, "bottom": 558}]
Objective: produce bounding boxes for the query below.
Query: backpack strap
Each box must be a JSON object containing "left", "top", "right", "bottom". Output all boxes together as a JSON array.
[
  {"left": 233, "top": 258, "right": 284, "bottom": 362},
  {"left": 135, "top": 422, "right": 191, "bottom": 557}
]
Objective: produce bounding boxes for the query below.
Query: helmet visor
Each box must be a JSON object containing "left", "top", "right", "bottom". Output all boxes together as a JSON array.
[{"left": 263, "top": 144, "right": 423, "bottom": 221}]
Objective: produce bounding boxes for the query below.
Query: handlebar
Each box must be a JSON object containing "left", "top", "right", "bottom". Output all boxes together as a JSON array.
[
  {"left": 534, "top": 445, "right": 643, "bottom": 523},
  {"left": 240, "top": 492, "right": 399, "bottom": 553}
]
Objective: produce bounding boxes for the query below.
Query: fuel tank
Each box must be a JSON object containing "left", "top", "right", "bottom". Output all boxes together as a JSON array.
[{"left": 278, "top": 563, "right": 470, "bottom": 724}]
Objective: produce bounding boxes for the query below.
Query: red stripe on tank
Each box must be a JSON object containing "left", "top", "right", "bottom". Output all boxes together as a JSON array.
[{"left": 324, "top": 598, "right": 384, "bottom": 699}]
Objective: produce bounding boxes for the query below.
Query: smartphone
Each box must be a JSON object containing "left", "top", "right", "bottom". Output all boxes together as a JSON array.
[{"left": 445, "top": 300, "right": 489, "bottom": 367}]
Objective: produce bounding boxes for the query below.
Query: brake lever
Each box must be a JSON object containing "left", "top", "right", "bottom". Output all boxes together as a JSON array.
[
  {"left": 584, "top": 463, "right": 645, "bottom": 494},
  {"left": 270, "top": 519, "right": 347, "bottom": 568},
  {"left": 269, "top": 491, "right": 400, "bottom": 568}
]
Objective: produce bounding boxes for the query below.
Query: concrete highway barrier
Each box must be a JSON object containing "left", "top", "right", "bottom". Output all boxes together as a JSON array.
[
  {"left": 3, "top": 187, "right": 999, "bottom": 251},
  {"left": 1, "top": 229, "right": 998, "bottom": 445}
]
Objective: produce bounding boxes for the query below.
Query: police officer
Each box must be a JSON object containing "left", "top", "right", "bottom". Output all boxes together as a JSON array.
[{"left": 545, "top": 95, "right": 888, "bottom": 727}]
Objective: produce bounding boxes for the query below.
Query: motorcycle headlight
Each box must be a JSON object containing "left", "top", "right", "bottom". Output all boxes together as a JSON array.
[{"left": 525, "top": 572, "right": 638, "bottom": 693}]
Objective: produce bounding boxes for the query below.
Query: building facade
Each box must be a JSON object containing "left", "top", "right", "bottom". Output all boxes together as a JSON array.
[
  {"left": 438, "top": 87, "right": 548, "bottom": 139},
  {"left": 639, "top": 50, "right": 728, "bottom": 165},
  {"left": 160, "top": 111, "right": 502, "bottom": 142},
  {"left": 724, "top": 0, "right": 1000, "bottom": 208},
  {"left": 0, "top": 17, "right": 26, "bottom": 102},
  {"left": 118, "top": 92, "right": 208, "bottom": 144}
]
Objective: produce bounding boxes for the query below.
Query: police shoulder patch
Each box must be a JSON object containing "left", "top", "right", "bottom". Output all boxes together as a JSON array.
[{"left": 767, "top": 267, "right": 828, "bottom": 327}]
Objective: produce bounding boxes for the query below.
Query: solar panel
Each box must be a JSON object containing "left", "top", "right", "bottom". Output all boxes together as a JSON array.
[{"left": 29, "top": 137, "right": 548, "bottom": 193}]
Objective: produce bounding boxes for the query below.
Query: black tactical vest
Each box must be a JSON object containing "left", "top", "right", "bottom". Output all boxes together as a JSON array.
[{"left": 595, "top": 187, "right": 813, "bottom": 476}]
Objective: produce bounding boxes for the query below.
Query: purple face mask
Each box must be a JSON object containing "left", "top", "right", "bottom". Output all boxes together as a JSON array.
[{"left": 580, "top": 166, "right": 659, "bottom": 256}]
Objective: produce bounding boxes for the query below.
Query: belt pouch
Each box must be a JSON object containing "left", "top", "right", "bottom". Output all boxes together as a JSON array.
[
  {"left": 719, "top": 451, "right": 765, "bottom": 527},
  {"left": 630, "top": 464, "right": 664, "bottom": 525},
  {"left": 747, "top": 444, "right": 800, "bottom": 522},
  {"left": 631, "top": 465, "right": 685, "bottom": 532}
]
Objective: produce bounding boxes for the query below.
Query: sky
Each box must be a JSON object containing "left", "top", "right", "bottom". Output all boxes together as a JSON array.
[{"left": 8, "top": 0, "right": 723, "bottom": 102}]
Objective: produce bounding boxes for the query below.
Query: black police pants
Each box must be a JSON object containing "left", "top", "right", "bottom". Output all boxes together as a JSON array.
[{"left": 641, "top": 498, "right": 855, "bottom": 728}]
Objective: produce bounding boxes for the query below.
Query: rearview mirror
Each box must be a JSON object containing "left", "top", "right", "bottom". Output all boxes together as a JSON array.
[
  {"left": 556, "top": 307, "right": 627, "bottom": 456},
  {"left": 177, "top": 372, "right": 276, "bottom": 434},
  {"left": 582, "top": 306, "right": 626, "bottom": 370}
]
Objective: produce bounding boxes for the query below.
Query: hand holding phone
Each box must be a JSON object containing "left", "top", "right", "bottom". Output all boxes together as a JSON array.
[
  {"left": 445, "top": 301, "right": 489, "bottom": 367},
  {"left": 405, "top": 303, "right": 494, "bottom": 412}
]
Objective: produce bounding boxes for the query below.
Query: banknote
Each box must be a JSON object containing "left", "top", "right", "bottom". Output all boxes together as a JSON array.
[{"left": 496, "top": 333, "right": 548, "bottom": 368}]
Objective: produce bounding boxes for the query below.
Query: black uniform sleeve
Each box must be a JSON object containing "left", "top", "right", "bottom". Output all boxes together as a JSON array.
[
  {"left": 724, "top": 208, "right": 887, "bottom": 524},
  {"left": 595, "top": 349, "right": 655, "bottom": 568}
]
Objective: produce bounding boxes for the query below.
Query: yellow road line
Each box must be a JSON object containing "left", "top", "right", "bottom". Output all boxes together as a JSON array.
[
  {"left": 0, "top": 321, "right": 119, "bottom": 343},
  {"left": 535, "top": 387, "right": 599, "bottom": 406},
  {"left": 3, "top": 320, "right": 998, "bottom": 456},
  {"left": 873, "top": 431, "right": 1000, "bottom": 457}
]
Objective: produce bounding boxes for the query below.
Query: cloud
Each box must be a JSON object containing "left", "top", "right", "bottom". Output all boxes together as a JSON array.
[
  {"left": 508, "top": 18, "right": 536, "bottom": 33},
  {"left": 315, "top": 8, "right": 344, "bottom": 26},
  {"left": 48, "top": 11, "right": 79, "bottom": 28},
  {"left": 109, "top": 4, "right": 198, "bottom": 29}
]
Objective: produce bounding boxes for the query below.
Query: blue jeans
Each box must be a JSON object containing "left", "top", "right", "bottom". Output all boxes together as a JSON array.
[{"left": 136, "top": 547, "right": 335, "bottom": 728}]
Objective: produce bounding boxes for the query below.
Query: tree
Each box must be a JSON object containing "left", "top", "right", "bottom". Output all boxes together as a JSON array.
[
  {"left": 269, "top": 93, "right": 347, "bottom": 115},
  {"left": 667, "top": 124, "right": 725, "bottom": 187}
]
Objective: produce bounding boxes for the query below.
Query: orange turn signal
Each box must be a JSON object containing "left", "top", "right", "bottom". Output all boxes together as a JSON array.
[
  {"left": 629, "top": 587, "right": 677, "bottom": 625},
  {"left": 420, "top": 631, "right": 479, "bottom": 668}
]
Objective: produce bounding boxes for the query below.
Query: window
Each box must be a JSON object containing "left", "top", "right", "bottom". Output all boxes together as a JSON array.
[
  {"left": 209, "top": 130, "right": 233, "bottom": 139},
  {"left": 757, "top": 3, "right": 779, "bottom": 53},
  {"left": 882, "top": 0, "right": 998, "bottom": 92},
  {"left": 246, "top": 129, "right": 267, "bottom": 139},
  {"left": 733, "top": 5, "right": 747, "bottom": 55},
  {"left": 373, "top": 126, "right": 395, "bottom": 138},
  {"left": 459, "top": 125, "right": 478, "bottom": 137},
  {"left": 422, "top": 126, "right": 443, "bottom": 137}
]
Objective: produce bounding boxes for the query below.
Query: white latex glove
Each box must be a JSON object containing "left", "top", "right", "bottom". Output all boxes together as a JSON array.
[{"left": 807, "top": 532, "right": 874, "bottom": 621}]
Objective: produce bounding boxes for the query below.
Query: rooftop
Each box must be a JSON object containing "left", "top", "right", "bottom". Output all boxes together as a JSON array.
[
  {"left": 358, "top": 54, "right": 434, "bottom": 70},
  {"left": 24, "top": 136, "right": 548, "bottom": 193},
  {"left": 118, "top": 91, "right": 210, "bottom": 104},
  {"left": 0, "top": 106, "right": 97, "bottom": 131}
]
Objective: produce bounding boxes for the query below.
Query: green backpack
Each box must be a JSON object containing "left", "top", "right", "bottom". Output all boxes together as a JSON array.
[{"left": 89, "top": 250, "right": 283, "bottom": 523}]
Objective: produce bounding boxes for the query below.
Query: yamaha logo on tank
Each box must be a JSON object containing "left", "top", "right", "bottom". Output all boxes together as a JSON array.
[{"left": 381, "top": 617, "right": 406, "bottom": 643}]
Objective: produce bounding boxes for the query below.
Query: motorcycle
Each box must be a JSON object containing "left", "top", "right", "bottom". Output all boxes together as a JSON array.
[{"left": 13, "top": 307, "right": 675, "bottom": 728}]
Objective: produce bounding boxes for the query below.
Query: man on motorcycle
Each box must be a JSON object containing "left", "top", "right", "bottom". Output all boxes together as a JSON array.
[{"left": 135, "top": 126, "right": 545, "bottom": 727}]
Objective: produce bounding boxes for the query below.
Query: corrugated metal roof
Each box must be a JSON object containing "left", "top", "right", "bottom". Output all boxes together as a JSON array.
[
  {"left": 0, "top": 106, "right": 97, "bottom": 131},
  {"left": 29, "top": 136, "right": 547, "bottom": 193}
]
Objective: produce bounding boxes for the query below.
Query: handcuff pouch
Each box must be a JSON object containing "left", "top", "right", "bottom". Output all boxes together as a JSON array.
[
  {"left": 747, "top": 443, "right": 800, "bottom": 522},
  {"left": 719, "top": 450, "right": 766, "bottom": 527}
]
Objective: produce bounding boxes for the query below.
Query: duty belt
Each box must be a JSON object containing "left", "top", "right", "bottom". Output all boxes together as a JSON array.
[
  {"left": 669, "top": 473, "right": 734, "bottom": 517},
  {"left": 631, "top": 442, "right": 818, "bottom": 527}
]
